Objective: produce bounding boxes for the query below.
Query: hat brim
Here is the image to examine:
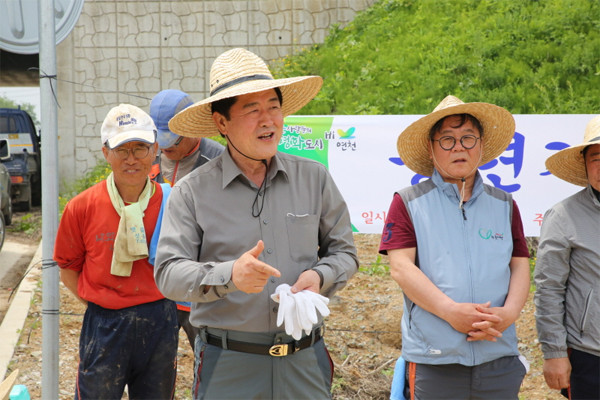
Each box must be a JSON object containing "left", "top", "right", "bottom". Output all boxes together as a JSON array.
[
  {"left": 397, "top": 102, "right": 516, "bottom": 177},
  {"left": 106, "top": 130, "right": 156, "bottom": 149},
  {"left": 545, "top": 143, "right": 594, "bottom": 187},
  {"left": 156, "top": 129, "right": 180, "bottom": 149},
  {"left": 168, "top": 75, "right": 323, "bottom": 137}
]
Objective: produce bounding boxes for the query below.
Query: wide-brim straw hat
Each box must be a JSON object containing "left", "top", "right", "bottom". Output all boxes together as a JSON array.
[
  {"left": 397, "top": 95, "right": 516, "bottom": 177},
  {"left": 169, "top": 48, "right": 323, "bottom": 137},
  {"left": 545, "top": 115, "right": 600, "bottom": 186}
]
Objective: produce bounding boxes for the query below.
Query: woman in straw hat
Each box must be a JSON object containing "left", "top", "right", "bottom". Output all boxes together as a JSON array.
[
  {"left": 534, "top": 115, "right": 600, "bottom": 400},
  {"left": 154, "top": 48, "right": 358, "bottom": 399},
  {"left": 379, "top": 96, "right": 530, "bottom": 399}
]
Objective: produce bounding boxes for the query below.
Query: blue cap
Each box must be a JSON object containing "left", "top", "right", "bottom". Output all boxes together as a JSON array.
[{"left": 150, "top": 89, "right": 194, "bottom": 148}]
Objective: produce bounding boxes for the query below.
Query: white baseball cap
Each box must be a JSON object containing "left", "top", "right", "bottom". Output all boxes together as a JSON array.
[{"left": 101, "top": 103, "right": 157, "bottom": 149}]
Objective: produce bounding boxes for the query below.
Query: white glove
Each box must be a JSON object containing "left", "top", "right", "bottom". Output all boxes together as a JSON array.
[
  {"left": 294, "top": 291, "right": 317, "bottom": 336},
  {"left": 271, "top": 284, "right": 331, "bottom": 340},
  {"left": 272, "top": 284, "right": 301, "bottom": 338},
  {"left": 303, "top": 290, "right": 330, "bottom": 318}
]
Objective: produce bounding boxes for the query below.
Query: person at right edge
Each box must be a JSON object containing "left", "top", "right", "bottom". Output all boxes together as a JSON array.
[
  {"left": 379, "top": 96, "right": 530, "bottom": 399},
  {"left": 535, "top": 114, "right": 600, "bottom": 400}
]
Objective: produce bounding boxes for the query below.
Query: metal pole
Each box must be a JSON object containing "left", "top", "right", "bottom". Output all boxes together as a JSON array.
[{"left": 39, "top": 0, "right": 60, "bottom": 398}]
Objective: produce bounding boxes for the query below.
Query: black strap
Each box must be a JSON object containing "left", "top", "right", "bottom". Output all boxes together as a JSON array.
[
  {"left": 205, "top": 330, "right": 321, "bottom": 356},
  {"left": 210, "top": 74, "right": 273, "bottom": 96}
]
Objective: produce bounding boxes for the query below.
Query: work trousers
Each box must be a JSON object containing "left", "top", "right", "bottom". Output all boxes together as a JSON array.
[
  {"left": 561, "top": 349, "right": 600, "bottom": 400},
  {"left": 75, "top": 299, "right": 178, "bottom": 400},
  {"left": 407, "top": 355, "right": 526, "bottom": 399},
  {"left": 177, "top": 309, "right": 200, "bottom": 351},
  {"left": 193, "top": 328, "right": 333, "bottom": 399}
]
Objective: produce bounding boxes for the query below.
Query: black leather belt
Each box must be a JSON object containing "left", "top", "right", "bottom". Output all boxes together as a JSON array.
[{"left": 205, "top": 329, "right": 322, "bottom": 357}]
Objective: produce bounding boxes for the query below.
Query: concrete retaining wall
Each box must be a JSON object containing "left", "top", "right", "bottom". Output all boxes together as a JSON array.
[{"left": 56, "top": 0, "right": 376, "bottom": 186}]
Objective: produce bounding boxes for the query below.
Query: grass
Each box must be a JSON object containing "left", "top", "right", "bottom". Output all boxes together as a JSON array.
[
  {"left": 272, "top": 0, "right": 600, "bottom": 115},
  {"left": 8, "top": 213, "right": 40, "bottom": 234},
  {"left": 359, "top": 254, "right": 390, "bottom": 276}
]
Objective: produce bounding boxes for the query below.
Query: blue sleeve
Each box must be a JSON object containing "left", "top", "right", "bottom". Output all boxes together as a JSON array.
[{"left": 148, "top": 183, "right": 171, "bottom": 266}]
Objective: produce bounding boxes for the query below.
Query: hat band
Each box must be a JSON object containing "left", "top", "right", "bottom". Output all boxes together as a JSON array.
[{"left": 210, "top": 74, "right": 273, "bottom": 96}]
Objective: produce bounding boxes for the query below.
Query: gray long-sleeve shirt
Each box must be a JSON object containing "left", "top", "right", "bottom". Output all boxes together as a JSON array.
[
  {"left": 534, "top": 185, "right": 600, "bottom": 359},
  {"left": 155, "top": 150, "right": 358, "bottom": 333}
]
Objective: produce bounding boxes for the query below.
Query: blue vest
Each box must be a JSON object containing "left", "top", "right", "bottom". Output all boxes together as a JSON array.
[{"left": 399, "top": 170, "right": 518, "bottom": 366}]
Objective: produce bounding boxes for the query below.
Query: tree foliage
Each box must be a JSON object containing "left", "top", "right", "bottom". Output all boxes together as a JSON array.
[
  {"left": 272, "top": 0, "right": 600, "bottom": 115},
  {"left": 0, "top": 95, "right": 40, "bottom": 127}
]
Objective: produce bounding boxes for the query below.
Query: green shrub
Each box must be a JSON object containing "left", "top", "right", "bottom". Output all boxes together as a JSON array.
[
  {"left": 0, "top": 96, "right": 40, "bottom": 126},
  {"left": 272, "top": 0, "right": 600, "bottom": 115},
  {"left": 59, "top": 160, "right": 111, "bottom": 213}
]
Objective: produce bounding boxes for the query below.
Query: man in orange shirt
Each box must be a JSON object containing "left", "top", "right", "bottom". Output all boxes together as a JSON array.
[{"left": 54, "top": 104, "right": 178, "bottom": 399}]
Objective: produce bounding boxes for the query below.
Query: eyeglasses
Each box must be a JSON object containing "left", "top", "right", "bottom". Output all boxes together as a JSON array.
[
  {"left": 432, "top": 135, "right": 480, "bottom": 151},
  {"left": 111, "top": 145, "right": 152, "bottom": 160},
  {"left": 173, "top": 136, "right": 184, "bottom": 146}
]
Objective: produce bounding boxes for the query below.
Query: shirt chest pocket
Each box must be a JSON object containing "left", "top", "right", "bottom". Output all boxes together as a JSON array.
[{"left": 285, "top": 213, "right": 319, "bottom": 266}]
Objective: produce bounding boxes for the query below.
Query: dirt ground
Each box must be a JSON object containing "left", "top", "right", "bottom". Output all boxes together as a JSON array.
[
  {"left": 0, "top": 238, "right": 37, "bottom": 324},
  {"left": 4, "top": 211, "right": 564, "bottom": 399}
]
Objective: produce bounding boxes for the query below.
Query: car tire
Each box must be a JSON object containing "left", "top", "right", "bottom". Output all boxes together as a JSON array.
[
  {"left": 18, "top": 187, "right": 32, "bottom": 212},
  {"left": 32, "top": 177, "right": 41, "bottom": 206},
  {"left": 3, "top": 193, "right": 12, "bottom": 226},
  {"left": 0, "top": 212, "right": 5, "bottom": 252}
]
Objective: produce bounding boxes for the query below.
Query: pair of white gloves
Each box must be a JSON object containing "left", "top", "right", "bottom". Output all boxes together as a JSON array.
[{"left": 271, "top": 283, "right": 330, "bottom": 340}]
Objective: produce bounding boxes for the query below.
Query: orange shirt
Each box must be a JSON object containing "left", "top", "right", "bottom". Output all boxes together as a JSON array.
[{"left": 54, "top": 180, "right": 165, "bottom": 309}]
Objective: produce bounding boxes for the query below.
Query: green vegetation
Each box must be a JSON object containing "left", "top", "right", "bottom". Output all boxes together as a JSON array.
[
  {"left": 0, "top": 95, "right": 40, "bottom": 127},
  {"left": 331, "top": 376, "right": 347, "bottom": 393},
  {"left": 8, "top": 213, "right": 40, "bottom": 235},
  {"left": 528, "top": 239, "right": 539, "bottom": 291},
  {"left": 59, "top": 160, "right": 111, "bottom": 213},
  {"left": 273, "top": 0, "right": 600, "bottom": 115},
  {"left": 359, "top": 254, "right": 390, "bottom": 276},
  {"left": 529, "top": 257, "right": 537, "bottom": 292},
  {"left": 212, "top": 135, "right": 227, "bottom": 147}
]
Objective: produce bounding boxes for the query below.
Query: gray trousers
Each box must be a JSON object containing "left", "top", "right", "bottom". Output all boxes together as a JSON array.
[
  {"left": 177, "top": 309, "right": 200, "bottom": 351},
  {"left": 193, "top": 328, "right": 332, "bottom": 400},
  {"left": 408, "top": 355, "right": 527, "bottom": 399}
]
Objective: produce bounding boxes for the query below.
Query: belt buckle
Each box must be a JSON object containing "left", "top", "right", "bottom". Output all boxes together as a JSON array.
[{"left": 268, "top": 343, "right": 289, "bottom": 357}]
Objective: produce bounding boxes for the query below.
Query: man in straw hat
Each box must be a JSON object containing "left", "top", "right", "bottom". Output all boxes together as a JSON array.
[
  {"left": 534, "top": 115, "right": 600, "bottom": 400},
  {"left": 154, "top": 48, "right": 358, "bottom": 399},
  {"left": 379, "top": 95, "right": 530, "bottom": 399},
  {"left": 54, "top": 104, "right": 178, "bottom": 399}
]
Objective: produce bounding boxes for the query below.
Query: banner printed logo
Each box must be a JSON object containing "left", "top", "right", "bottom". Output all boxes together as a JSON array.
[
  {"left": 280, "top": 116, "right": 334, "bottom": 168},
  {"left": 337, "top": 127, "right": 356, "bottom": 139}
]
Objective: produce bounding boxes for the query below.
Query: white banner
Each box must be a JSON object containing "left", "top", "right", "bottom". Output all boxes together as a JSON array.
[{"left": 280, "top": 114, "right": 594, "bottom": 237}]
